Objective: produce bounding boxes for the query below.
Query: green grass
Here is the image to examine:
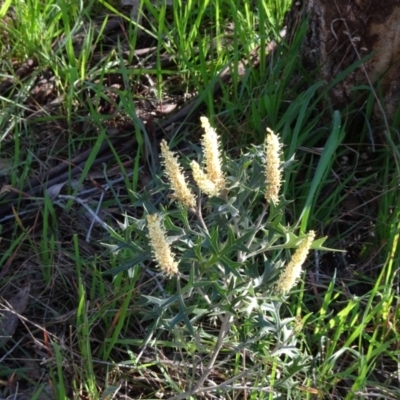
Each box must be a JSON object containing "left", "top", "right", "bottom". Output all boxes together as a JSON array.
[{"left": 0, "top": 0, "right": 399, "bottom": 399}]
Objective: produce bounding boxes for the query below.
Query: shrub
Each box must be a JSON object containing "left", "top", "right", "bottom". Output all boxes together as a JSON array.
[{"left": 106, "top": 117, "right": 326, "bottom": 396}]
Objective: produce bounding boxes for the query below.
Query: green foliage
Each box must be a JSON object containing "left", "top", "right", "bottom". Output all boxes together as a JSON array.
[{"left": 1, "top": 0, "right": 399, "bottom": 399}]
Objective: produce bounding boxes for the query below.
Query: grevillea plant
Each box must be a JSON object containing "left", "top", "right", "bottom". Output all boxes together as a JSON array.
[
  {"left": 149, "top": 118, "right": 315, "bottom": 291},
  {"left": 106, "top": 117, "right": 329, "bottom": 396}
]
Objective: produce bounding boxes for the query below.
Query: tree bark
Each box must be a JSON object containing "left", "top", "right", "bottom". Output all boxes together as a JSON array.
[{"left": 286, "top": 0, "right": 400, "bottom": 119}]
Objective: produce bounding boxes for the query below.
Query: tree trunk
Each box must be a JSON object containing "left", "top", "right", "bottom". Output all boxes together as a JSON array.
[{"left": 285, "top": 0, "right": 400, "bottom": 119}]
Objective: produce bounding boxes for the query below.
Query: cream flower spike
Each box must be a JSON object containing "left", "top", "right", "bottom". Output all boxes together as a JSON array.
[
  {"left": 264, "top": 128, "right": 283, "bottom": 204},
  {"left": 160, "top": 139, "right": 196, "bottom": 209},
  {"left": 276, "top": 231, "right": 315, "bottom": 294},
  {"left": 147, "top": 214, "right": 179, "bottom": 276},
  {"left": 191, "top": 117, "right": 226, "bottom": 197},
  {"left": 190, "top": 160, "right": 219, "bottom": 197}
]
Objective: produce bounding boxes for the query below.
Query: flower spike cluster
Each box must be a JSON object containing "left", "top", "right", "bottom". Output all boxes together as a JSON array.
[
  {"left": 264, "top": 128, "right": 283, "bottom": 204},
  {"left": 147, "top": 214, "right": 178, "bottom": 276},
  {"left": 160, "top": 139, "right": 196, "bottom": 209},
  {"left": 190, "top": 117, "right": 226, "bottom": 197},
  {"left": 276, "top": 230, "right": 315, "bottom": 294}
]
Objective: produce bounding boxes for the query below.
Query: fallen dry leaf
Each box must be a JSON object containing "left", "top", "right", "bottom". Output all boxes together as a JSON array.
[
  {"left": 0, "top": 284, "right": 31, "bottom": 347},
  {"left": 45, "top": 181, "right": 67, "bottom": 199},
  {"left": 0, "top": 158, "right": 13, "bottom": 175},
  {"left": 0, "top": 184, "right": 12, "bottom": 194}
]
